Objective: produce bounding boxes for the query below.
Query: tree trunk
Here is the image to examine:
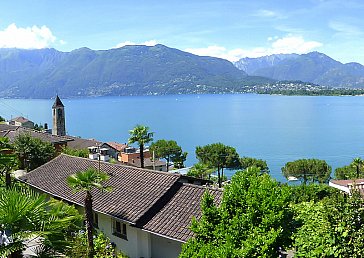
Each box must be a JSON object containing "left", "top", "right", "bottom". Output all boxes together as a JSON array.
[
  {"left": 140, "top": 144, "right": 144, "bottom": 168},
  {"left": 5, "top": 170, "right": 11, "bottom": 189},
  {"left": 166, "top": 155, "right": 170, "bottom": 172},
  {"left": 221, "top": 167, "right": 224, "bottom": 183},
  {"left": 85, "top": 191, "right": 94, "bottom": 258},
  {"left": 357, "top": 166, "right": 360, "bottom": 178},
  {"left": 218, "top": 165, "right": 221, "bottom": 188}
]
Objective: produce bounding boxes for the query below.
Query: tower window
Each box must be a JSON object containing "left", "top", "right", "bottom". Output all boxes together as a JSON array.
[{"left": 58, "top": 109, "right": 62, "bottom": 117}]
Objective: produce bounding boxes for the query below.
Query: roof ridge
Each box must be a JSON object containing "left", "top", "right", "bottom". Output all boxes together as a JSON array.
[
  {"left": 181, "top": 182, "right": 224, "bottom": 192},
  {"left": 59, "top": 153, "right": 181, "bottom": 177}
]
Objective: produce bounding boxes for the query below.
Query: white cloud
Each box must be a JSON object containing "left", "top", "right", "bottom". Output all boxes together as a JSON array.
[
  {"left": 254, "top": 9, "right": 282, "bottom": 18},
  {"left": 184, "top": 35, "right": 322, "bottom": 61},
  {"left": 329, "top": 21, "right": 363, "bottom": 37},
  {"left": 0, "top": 23, "right": 57, "bottom": 49},
  {"left": 114, "top": 39, "right": 158, "bottom": 48}
]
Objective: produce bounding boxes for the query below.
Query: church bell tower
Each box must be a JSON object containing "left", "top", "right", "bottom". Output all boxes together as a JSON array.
[{"left": 52, "top": 95, "right": 66, "bottom": 136}]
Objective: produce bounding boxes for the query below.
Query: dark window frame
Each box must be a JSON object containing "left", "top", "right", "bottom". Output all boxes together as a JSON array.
[{"left": 112, "top": 220, "right": 127, "bottom": 240}]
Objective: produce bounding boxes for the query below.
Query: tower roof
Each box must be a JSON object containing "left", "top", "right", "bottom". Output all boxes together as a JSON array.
[{"left": 52, "top": 95, "right": 64, "bottom": 108}]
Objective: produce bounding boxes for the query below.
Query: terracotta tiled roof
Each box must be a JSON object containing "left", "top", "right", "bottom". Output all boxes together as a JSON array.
[
  {"left": 107, "top": 142, "right": 128, "bottom": 152},
  {"left": 140, "top": 184, "right": 222, "bottom": 242},
  {"left": 330, "top": 179, "right": 364, "bottom": 187},
  {"left": 18, "top": 154, "right": 222, "bottom": 242},
  {"left": 19, "top": 154, "right": 181, "bottom": 223}
]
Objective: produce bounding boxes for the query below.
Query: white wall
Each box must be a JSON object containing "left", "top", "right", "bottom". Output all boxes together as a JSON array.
[
  {"left": 97, "top": 212, "right": 152, "bottom": 258},
  {"left": 151, "top": 234, "right": 182, "bottom": 258}
]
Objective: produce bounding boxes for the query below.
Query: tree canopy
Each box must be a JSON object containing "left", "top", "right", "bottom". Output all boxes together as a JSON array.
[
  {"left": 128, "top": 125, "right": 153, "bottom": 168},
  {"left": 196, "top": 143, "right": 240, "bottom": 187},
  {"left": 180, "top": 167, "right": 293, "bottom": 257},
  {"left": 335, "top": 157, "right": 364, "bottom": 179},
  {"left": 187, "top": 163, "right": 214, "bottom": 180},
  {"left": 239, "top": 156, "right": 269, "bottom": 173},
  {"left": 13, "top": 133, "right": 55, "bottom": 171},
  {"left": 292, "top": 191, "right": 364, "bottom": 257},
  {"left": 150, "top": 139, "right": 187, "bottom": 171},
  {"left": 281, "top": 158, "right": 331, "bottom": 184}
]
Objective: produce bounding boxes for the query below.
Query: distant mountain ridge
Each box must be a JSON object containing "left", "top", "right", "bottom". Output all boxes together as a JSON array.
[
  {"left": 234, "top": 52, "right": 364, "bottom": 88},
  {"left": 0, "top": 44, "right": 272, "bottom": 98}
]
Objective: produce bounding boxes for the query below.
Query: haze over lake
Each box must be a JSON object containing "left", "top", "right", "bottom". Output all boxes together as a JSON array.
[{"left": 2, "top": 94, "right": 364, "bottom": 182}]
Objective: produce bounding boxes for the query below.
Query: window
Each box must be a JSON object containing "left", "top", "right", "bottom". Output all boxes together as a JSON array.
[
  {"left": 93, "top": 212, "right": 99, "bottom": 228},
  {"left": 113, "top": 220, "right": 127, "bottom": 240}
]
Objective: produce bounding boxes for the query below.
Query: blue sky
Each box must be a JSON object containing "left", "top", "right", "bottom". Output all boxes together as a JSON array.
[{"left": 0, "top": 0, "right": 364, "bottom": 63}]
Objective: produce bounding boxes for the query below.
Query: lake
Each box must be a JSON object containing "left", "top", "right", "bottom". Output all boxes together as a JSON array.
[{"left": 1, "top": 94, "right": 364, "bottom": 182}]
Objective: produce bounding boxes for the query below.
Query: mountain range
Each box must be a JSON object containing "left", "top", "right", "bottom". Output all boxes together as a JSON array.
[
  {"left": 1, "top": 44, "right": 364, "bottom": 98},
  {"left": 0, "top": 45, "right": 271, "bottom": 98},
  {"left": 234, "top": 52, "right": 364, "bottom": 88}
]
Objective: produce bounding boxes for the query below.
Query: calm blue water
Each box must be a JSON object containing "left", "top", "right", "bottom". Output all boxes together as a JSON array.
[{"left": 1, "top": 94, "right": 364, "bottom": 182}]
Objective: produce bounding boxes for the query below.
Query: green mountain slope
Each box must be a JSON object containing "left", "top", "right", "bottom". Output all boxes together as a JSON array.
[{"left": 0, "top": 45, "right": 272, "bottom": 98}]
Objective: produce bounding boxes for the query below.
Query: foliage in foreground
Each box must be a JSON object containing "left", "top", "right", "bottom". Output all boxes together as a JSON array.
[
  {"left": 0, "top": 186, "right": 82, "bottom": 257},
  {"left": 180, "top": 167, "right": 292, "bottom": 257},
  {"left": 292, "top": 191, "right": 364, "bottom": 257},
  {"left": 68, "top": 231, "right": 128, "bottom": 258},
  {"left": 67, "top": 168, "right": 111, "bottom": 258}
]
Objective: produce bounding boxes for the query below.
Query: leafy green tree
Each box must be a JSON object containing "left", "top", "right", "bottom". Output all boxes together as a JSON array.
[
  {"left": 128, "top": 125, "right": 153, "bottom": 169},
  {"left": 187, "top": 163, "right": 214, "bottom": 179},
  {"left": 67, "top": 168, "right": 111, "bottom": 258},
  {"left": 150, "top": 139, "right": 187, "bottom": 172},
  {"left": 13, "top": 133, "right": 55, "bottom": 171},
  {"left": 335, "top": 158, "right": 364, "bottom": 179},
  {"left": 0, "top": 116, "right": 5, "bottom": 122},
  {"left": 282, "top": 159, "right": 331, "bottom": 185},
  {"left": 0, "top": 187, "right": 82, "bottom": 257},
  {"left": 292, "top": 191, "right": 364, "bottom": 257},
  {"left": 196, "top": 143, "right": 240, "bottom": 187},
  {"left": 61, "top": 146, "right": 89, "bottom": 158},
  {"left": 180, "top": 167, "right": 293, "bottom": 257},
  {"left": 290, "top": 183, "right": 339, "bottom": 204},
  {"left": 240, "top": 156, "right": 269, "bottom": 173},
  {"left": 352, "top": 157, "right": 364, "bottom": 178},
  {"left": 335, "top": 165, "right": 357, "bottom": 179},
  {"left": 0, "top": 137, "right": 18, "bottom": 188}
]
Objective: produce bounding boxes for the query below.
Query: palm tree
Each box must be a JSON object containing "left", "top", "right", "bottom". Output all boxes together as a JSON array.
[
  {"left": 67, "top": 168, "right": 111, "bottom": 258},
  {"left": 128, "top": 125, "right": 154, "bottom": 169},
  {"left": 0, "top": 187, "right": 82, "bottom": 258},
  {"left": 352, "top": 157, "right": 364, "bottom": 178}
]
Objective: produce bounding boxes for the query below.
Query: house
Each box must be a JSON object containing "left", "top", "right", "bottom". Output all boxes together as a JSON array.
[
  {"left": 329, "top": 179, "right": 364, "bottom": 195},
  {"left": 18, "top": 154, "right": 221, "bottom": 258},
  {"left": 119, "top": 146, "right": 152, "bottom": 163},
  {"left": 66, "top": 135, "right": 102, "bottom": 150},
  {"left": 118, "top": 146, "right": 168, "bottom": 171},
  {"left": 8, "top": 116, "right": 34, "bottom": 129},
  {"left": 0, "top": 124, "right": 73, "bottom": 151}
]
